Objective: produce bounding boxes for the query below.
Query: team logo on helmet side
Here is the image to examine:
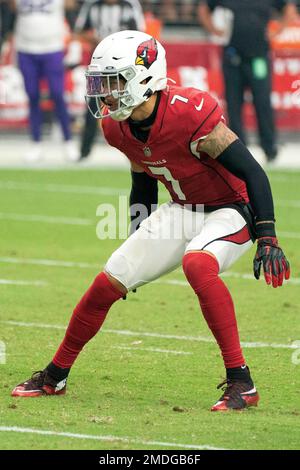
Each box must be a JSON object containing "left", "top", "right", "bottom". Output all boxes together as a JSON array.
[{"left": 135, "top": 38, "right": 158, "bottom": 69}]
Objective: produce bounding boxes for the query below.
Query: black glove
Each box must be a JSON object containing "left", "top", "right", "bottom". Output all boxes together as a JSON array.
[{"left": 253, "top": 237, "right": 290, "bottom": 288}]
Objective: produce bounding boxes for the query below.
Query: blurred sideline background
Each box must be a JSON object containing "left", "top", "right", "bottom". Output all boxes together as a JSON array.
[{"left": 0, "top": 0, "right": 300, "bottom": 169}]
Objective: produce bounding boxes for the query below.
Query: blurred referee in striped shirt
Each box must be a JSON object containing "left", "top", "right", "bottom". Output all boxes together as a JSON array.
[{"left": 75, "top": 0, "right": 145, "bottom": 160}]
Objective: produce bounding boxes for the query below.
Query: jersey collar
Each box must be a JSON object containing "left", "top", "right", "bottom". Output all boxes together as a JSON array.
[{"left": 120, "top": 87, "right": 169, "bottom": 145}]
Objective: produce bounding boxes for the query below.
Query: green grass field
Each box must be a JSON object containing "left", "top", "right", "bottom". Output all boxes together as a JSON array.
[{"left": 0, "top": 167, "right": 299, "bottom": 450}]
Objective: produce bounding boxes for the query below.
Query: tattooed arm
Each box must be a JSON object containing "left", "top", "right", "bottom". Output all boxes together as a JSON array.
[{"left": 197, "top": 121, "right": 238, "bottom": 159}]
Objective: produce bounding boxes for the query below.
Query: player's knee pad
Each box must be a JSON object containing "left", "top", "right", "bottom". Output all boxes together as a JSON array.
[
  {"left": 105, "top": 251, "right": 136, "bottom": 291},
  {"left": 182, "top": 251, "right": 220, "bottom": 294}
]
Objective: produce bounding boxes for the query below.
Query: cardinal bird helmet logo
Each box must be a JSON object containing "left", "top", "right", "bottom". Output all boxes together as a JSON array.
[{"left": 135, "top": 38, "right": 158, "bottom": 69}]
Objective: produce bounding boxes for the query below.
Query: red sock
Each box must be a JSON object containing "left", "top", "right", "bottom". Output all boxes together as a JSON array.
[
  {"left": 182, "top": 252, "right": 245, "bottom": 369},
  {"left": 52, "top": 272, "right": 123, "bottom": 368}
]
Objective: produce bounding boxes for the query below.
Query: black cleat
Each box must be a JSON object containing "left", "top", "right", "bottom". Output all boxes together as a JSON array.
[
  {"left": 11, "top": 370, "right": 67, "bottom": 397},
  {"left": 211, "top": 379, "right": 259, "bottom": 411}
]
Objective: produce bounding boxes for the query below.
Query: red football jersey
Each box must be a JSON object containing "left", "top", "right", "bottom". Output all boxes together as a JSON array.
[{"left": 102, "top": 85, "right": 249, "bottom": 206}]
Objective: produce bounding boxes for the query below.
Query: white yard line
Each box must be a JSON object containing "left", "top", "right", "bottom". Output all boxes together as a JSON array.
[
  {"left": 0, "top": 256, "right": 299, "bottom": 284},
  {"left": 1, "top": 207, "right": 300, "bottom": 239},
  {"left": 277, "top": 230, "right": 300, "bottom": 239},
  {"left": 160, "top": 274, "right": 300, "bottom": 286},
  {"left": 0, "top": 181, "right": 127, "bottom": 196},
  {"left": 1, "top": 320, "right": 298, "bottom": 350},
  {"left": 0, "top": 426, "right": 224, "bottom": 450},
  {"left": 0, "top": 256, "right": 99, "bottom": 269},
  {"left": 0, "top": 279, "right": 47, "bottom": 286},
  {"left": 276, "top": 200, "right": 300, "bottom": 208},
  {"left": 1, "top": 179, "right": 300, "bottom": 209},
  {"left": 0, "top": 213, "right": 94, "bottom": 226},
  {"left": 222, "top": 272, "right": 300, "bottom": 285},
  {"left": 112, "top": 346, "right": 192, "bottom": 355},
  {"left": 2, "top": 320, "right": 66, "bottom": 330}
]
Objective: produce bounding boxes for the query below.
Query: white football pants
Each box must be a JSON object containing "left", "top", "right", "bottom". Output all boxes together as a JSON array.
[{"left": 105, "top": 202, "right": 253, "bottom": 291}]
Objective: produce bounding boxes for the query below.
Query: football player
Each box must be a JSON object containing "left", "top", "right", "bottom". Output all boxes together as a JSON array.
[{"left": 12, "top": 31, "right": 290, "bottom": 411}]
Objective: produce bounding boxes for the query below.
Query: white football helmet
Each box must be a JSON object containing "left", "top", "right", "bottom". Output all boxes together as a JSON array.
[{"left": 85, "top": 30, "right": 167, "bottom": 121}]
